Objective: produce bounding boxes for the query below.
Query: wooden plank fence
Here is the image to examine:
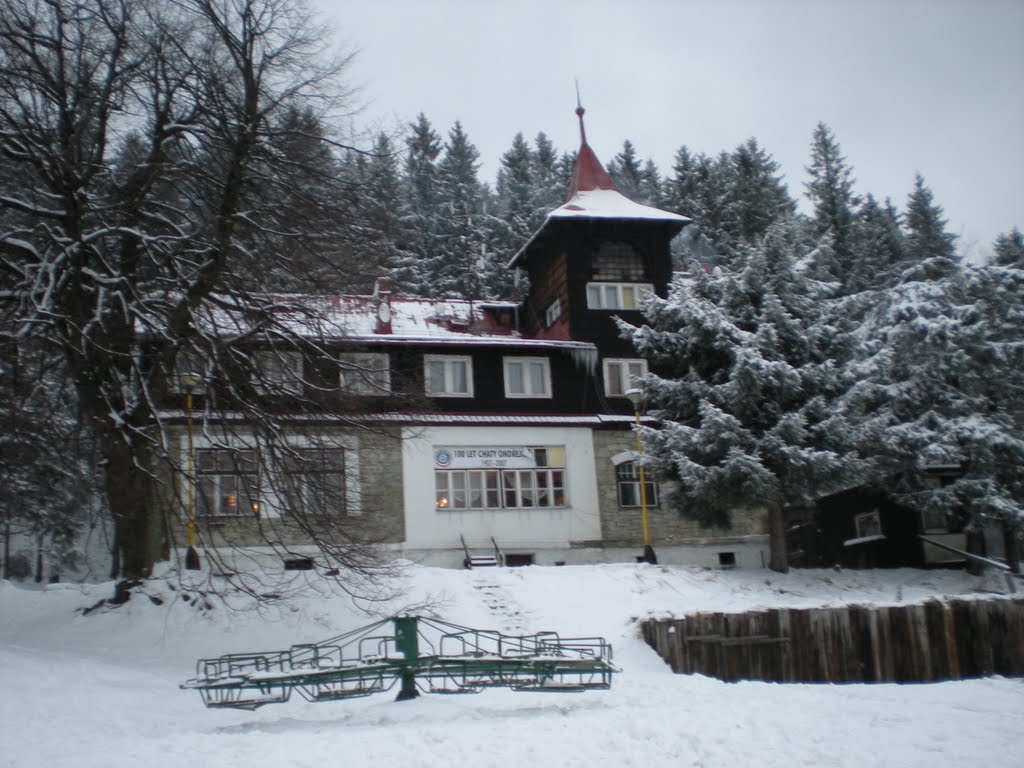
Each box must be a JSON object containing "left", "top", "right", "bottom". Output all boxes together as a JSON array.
[{"left": 641, "top": 597, "right": 1024, "bottom": 683}]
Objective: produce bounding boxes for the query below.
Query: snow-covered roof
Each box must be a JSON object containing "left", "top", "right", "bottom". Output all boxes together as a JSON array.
[
  {"left": 549, "top": 189, "right": 691, "bottom": 223},
  {"left": 181, "top": 293, "right": 597, "bottom": 353}
]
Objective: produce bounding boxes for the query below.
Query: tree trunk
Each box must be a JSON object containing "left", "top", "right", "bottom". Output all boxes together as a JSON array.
[
  {"left": 102, "top": 433, "right": 165, "bottom": 583},
  {"left": 768, "top": 503, "right": 789, "bottom": 573},
  {"left": 1003, "top": 521, "right": 1021, "bottom": 574}
]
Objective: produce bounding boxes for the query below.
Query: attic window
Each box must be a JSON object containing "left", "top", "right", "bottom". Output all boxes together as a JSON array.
[{"left": 593, "top": 241, "right": 645, "bottom": 280}]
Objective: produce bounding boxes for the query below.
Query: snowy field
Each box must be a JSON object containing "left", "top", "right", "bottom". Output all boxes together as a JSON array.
[{"left": 2, "top": 562, "right": 1022, "bottom": 768}]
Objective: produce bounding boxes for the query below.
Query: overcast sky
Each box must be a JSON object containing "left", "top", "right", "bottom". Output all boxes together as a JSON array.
[{"left": 313, "top": 0, "right": 1022, "bottom": 259}]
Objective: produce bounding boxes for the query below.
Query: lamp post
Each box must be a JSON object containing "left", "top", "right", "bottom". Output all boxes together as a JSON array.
[
  {"left": 180, "top": 373, "right": 202, "bottom": 571},
  {"left": 626, "top": 388, "right": 657, "bottom": 565}
]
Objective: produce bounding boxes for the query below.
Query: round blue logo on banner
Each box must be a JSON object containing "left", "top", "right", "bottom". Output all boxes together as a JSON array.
[{"left": 435, "top": 450, "right": 451, "bottom": 467}]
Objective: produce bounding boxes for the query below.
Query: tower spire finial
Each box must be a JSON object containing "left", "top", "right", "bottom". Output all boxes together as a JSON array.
[{"left": 574, "top": 79, "right": 587, "bottom": 144}]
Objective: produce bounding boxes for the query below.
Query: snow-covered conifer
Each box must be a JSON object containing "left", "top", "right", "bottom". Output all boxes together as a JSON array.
[
  {"left": 992, "top": 227, "right": 1024, "bottom": 268},
  {"left": 901, "top": 173, "right": 959, "bottom": 281},
  {"left": 804, "top": 123, "right": 859, "bottom": 287},
  {"left": 623, "top": 225, "right": 863, "bottom": 572}
]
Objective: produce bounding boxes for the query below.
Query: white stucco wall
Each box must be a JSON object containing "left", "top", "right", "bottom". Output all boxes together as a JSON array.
[{"left": 400, "top": 426, "right": 601, "bottom": 551}]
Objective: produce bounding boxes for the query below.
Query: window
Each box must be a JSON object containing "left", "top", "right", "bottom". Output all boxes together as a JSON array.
[
  {"left": 585, "top": 282, "right": 653, "bottom": 310},
  {"left": 253, "top": 350, "right": 303, "bottom": 395},
  {"left": 196, "top": 448, "right": 260, "bottom": 518},
  {"left": 434, "top": 446, "right": 566, "bottom": 510},
  {"left": 616, "top": 461, "right": 658, "bottom": 508},
  {"left": 544, "top": 298, "right": 562, "bottom": 327},
  {"left": 280, "top": 447, "right": 347, "bottom": 517},
  {"left": 593, "top": 242, "right": 645, "bottom": 280},
  {"left": 339, "top": 352, "right": 391, "bottom": 395},
  {"left": 503, "top": 357, "right": 551, "bottom": 398},
  {"left": 424, "top": 355, "right": 473, "bottom": 397},
  {"left": 604, "top": 359, "right": 648, "bottom": 397},
  {"left": 855, "top": 510, "right": 883, "bottom": 538}
]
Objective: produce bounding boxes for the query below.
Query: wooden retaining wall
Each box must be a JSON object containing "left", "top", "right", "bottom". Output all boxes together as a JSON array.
[{"left": 641, "top": 597, "right": 1024, "bottom": 683}]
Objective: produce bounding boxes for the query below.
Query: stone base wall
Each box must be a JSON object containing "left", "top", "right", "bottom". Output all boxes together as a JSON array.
[
  {"left": 592, "top": 428, "right": 767, "bottom": 548},
  {"left": 162, "top": 426, "right": 405, "bottom": 569}
]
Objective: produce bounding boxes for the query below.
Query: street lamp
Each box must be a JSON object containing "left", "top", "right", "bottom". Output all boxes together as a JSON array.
[
  {"left": 625, "top": 388, "right": 657, "bottom": 565},
  {"left": 180, "top": 372, "right": 202, "bottom": 571}
]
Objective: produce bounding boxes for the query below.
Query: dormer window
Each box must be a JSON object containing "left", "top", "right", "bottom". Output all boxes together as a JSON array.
[{"left": 586, "top": 282, "right": 653, "bottom": 310}]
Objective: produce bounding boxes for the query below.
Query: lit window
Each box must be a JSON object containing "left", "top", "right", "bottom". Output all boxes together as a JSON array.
[
  {"left": 280, "top": 447, "right": 347, "bottom": 517},
  {"left": 253, "top": 350, "right": 303, "bottom": 395},
  {"left": 503, "top": 357, "right": 552, "bottom": 398},
  {"left": 585, "top": 282, "right": 653, "bottom": 310},
  {"left": 616, "top": 461, "right": 658, "bottom": 508},
  {"left": 339, "top": 352, "right": 391, "bottom": 395},
  {"left": 544, "top": 298, "right": 562, "bottom": 327},
  {"left": 603, "top": 359, "right": 648, "bottom": 397},
  {"left": 424, "top": 355, "right": 473, "bottom": 397},
  {"left": 196, "top": 449, "right": 260, "bottom": 518}
]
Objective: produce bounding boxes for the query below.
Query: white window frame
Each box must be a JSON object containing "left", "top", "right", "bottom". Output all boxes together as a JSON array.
[
  {"left": 424, "top": 355, "right": 474, "bottom": 397},
  {"left": 615, "top": 460, "right": 659, "bottom": 508},
  {"left": 339, "top": 352, "right": 391, "bottom": 395},
  {"left": 544, "top": 298, "right": 562, "bottom": 327},
  {"left": 603, "top": 358, "right": 648, "bottom": 397},
  {"left": 502, "top": 357, "right": 552, "bottom": 399},
  {"left": 585, "top": 282, "right": 653, "bottom": 310},
  {"left": 253, "top": 350, "right": 304, "bottom": 395}
]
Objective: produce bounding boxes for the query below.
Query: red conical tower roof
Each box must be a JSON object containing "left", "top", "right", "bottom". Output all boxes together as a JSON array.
[
  {"left": 566, "top": 105, "right": 618, "bottom": 199},
  {"left": 507, "top": 102, "right": 690, "bottom": 268}
]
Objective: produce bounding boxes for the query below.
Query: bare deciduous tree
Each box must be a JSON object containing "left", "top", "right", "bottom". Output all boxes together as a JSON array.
[{"left": 0, "top": 0, "right": 393, "bottom": 600}]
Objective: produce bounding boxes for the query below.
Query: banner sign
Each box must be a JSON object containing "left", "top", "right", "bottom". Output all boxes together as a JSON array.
[{"left": 434, "top": 446, "right": 537, "bottom": 470}]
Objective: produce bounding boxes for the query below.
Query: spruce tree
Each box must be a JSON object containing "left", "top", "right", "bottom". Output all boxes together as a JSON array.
[
  {"left": 992, "top": 227, "right": 1024, "bottom": 268},
  {"left": 431, "top": 121, "right": 499, "bottom": 299},
  {"left": 848, "top": 194, "right": 907, "bottom": 291},
  {"left": 639, "top": 159, "right": 664, "bottom": 208},
  {"left": 497, "top": 132, "right": 534, "bottom": 226},
  {"left": 719, "top": 138, "right": 795, "bottom": 258},
  {"left": 804, "top": 122, "right": 859, "bottom": 289},
  {"left": 395, "top": 113, "right": 444, "bottom": 295},
  {"left": 623, "top": 225, "right": 863, "bottom": 572},
  {"left": 531, "top": 132, "right": 565, "bottom": 216},
  {"left": 607, "top": 140, "right": 644, "bottom": 202},
  {"left": 901, "top": 173, "right": 959, "bottom": 281},
  {"left": 843, "top": 263, "right": 1024, "bottom": 546}
]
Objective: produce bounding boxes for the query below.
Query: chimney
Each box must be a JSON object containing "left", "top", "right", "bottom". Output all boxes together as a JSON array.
[{"left": 373, "top": 276, "right": 392, "bottom": 335}]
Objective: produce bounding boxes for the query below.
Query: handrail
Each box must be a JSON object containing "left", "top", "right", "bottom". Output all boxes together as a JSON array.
[{"left": 490, "top": 536, "right": 504, "bottom": 567}]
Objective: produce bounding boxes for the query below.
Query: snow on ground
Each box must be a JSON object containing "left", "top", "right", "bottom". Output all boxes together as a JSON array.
[{"left": 2, "top": 563, "right": 1022, "bottom": 768}]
